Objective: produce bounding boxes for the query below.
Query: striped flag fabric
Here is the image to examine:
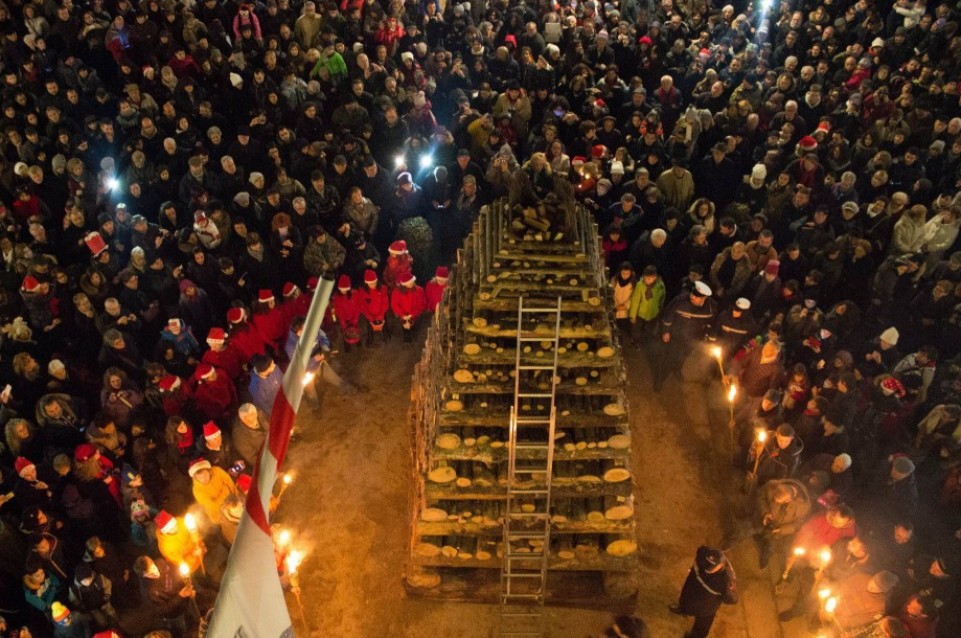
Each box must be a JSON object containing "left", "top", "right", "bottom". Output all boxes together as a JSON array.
[{"left": 206, "top": 278, "right": 335, "bottom": 638}]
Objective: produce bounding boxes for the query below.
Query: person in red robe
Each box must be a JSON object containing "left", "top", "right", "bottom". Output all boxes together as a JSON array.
[
  {"left": 226, "top": 306, "right": 266, "bottom": 360},
  {"left": 357, "top": 269, "right": 390, "bottom": 345},
  {"left": 390, "top": 271, "right": 426, "bottom": 342},
  {"left": 425, "top": 266, "right": 448, "bottom": 312},
  {"left": 251, "top": 289, "right": 287, "bottom": 355},
  {"left": 191, "top": 363, "right": 238, "bottom": 425},
  {"left": 331, "top": 275, "right": 362, "bottom": 351},
  {"left": 158, "top": 374, "right": 193, "bottom": 418},
  {"left": 383, "top": 240, "right": 413, "bottom": 289},
  {"left": 201, "top": 327, "right": 245, "bottom": 381}
]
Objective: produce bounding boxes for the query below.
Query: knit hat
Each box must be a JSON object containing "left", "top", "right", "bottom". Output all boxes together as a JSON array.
[
  {"left": 764, "top": 260, "right": 780, "bottom": 276},
  {"left": 879, "top": 327, "right": 899, "bottom": 346},
  {"left": 158, "top": 375, "right": 181, "bottom": 392},
  {"left": 188, "top": 458, "right": 212, "bottom": 477},
  {"left": 364, "top": 269, "right": 378, "bottom": 285},
  {"left": 399, "top": 271, "right": 416, "bottom": 286},
  {"left": 21, "top": 275, "right": 40, "bottom": 293},
  {"left": 15, "top": 457, "right": 35, "bottom": 477},
  {"left": 435, "top": 266, "right": 449, "bottom": 281},
  {"left": 337, "top": 274, "right": 351, "bottom": 291},
  {"left": 610, "top": 161, "right": 625, "bottom": 175},
  {"left": 227, "top": 307, "right": 246, "bottom": 324},
  {"left": 74, "top": 443, "right": 97, "bottom": 463},
  {"left": 841, "top": 201, "right": 859, "bottom": 214},
  {"left": 591, "top": 144, "right": 606, "bottom": 158},
  {"left": 51, "top": 602, "right": 70, "bottom": 624},
  {"left": 196, "top": 363, "right": 215, "bottom": 380},
  {"left": 206, "top": 327, "right": 226, "bottom": 345},
  {"left": 890, "top": 456, "right": 915, "bottom": 480},
  {"left": 388, "top": 240, "right": 408, "bottom": 255},
  {"left": 867, "top": 571, "right": 899, "bottom": 594},
  {"left": 229, "top": 72, "right": 243, "bottom": 88},
  {"left": 282, "top": 282, "right": 299, "bottom": 297},
  {"left": 306, "top": 277, "right": 319, "bottom": 291},
  {"left": 155, "top": 510, "right": 177, "bottom": 533},
  {"left": 203, "top": 421, "right": 221, "bottom": 439},
  {"left": 257, "top": 289, "right": 274, "bottom": 303},
  {"left": 752, "top": 164, "right": 767, "bottom": 180}
]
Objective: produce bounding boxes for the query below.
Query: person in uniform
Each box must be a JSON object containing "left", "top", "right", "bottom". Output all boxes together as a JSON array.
[
  {"left": 670, "top": 546, "right": 737, "bottom": 638},
  {"left": 653, "top": 280, "right": 717, "bottom": 390}
]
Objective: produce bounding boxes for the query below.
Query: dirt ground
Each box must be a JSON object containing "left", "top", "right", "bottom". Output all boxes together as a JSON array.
[{"left": 278, "top": 335, "right": 796, "bottom": 638}]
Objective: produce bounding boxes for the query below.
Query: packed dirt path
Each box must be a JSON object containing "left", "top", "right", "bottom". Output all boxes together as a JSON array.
[{"left": 278, "top": 336, "right": 793, "bottom": 637}]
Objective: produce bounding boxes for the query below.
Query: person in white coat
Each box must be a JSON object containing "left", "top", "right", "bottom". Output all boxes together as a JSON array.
[{"left": 921, "top": 207, "right": 961, "bottom": 272}]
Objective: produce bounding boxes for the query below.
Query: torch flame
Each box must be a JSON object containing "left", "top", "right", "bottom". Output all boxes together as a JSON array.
[
  {"left": 285, "top": 549, "right": 304, "bottom": 574},
  {"left": 824, "top": 597, "right": 838, "bottom": 614},
  {"left": 757, "top": 429, "right": 768, "bottom": 443},
  {"left": 183, "top": 513, "right": 197, "bottom": 532},
  {"left": 711, "top": 346, "right": 722, "bottom": 360},
  {"left": 793, "top": 546, "right": 806, "bottom": 557},
  {"left": 819, "top": 548, "right": 832, "bottom": 567},
  {"left": 179, "top": 562, "right": 190, "bottom": 578},
  {"left": 818, "top": 588, "right": 832, "bottom": 600},
  {"left": 283, "top": 472, "right": 293, "bottom": 485},
  {"left": 727, "top": 384, "right": 737, "bottom": 402},
  {"left": 277, "top": 529, "right": 291, "bottom": 548},
  {"left": 302, "top": 371, "right": 316, "bottom": 386}
]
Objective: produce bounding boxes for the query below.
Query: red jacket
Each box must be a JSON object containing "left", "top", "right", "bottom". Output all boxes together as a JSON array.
[
  {"left": 251, "top": 308, "right": 287, "bottom": 350},
  {"left": 383, "top": 254, "right": 413, "bottom": 288},
  {"left": 792, "top": 512, "right": 858, "bottom": 559},
  {"left": 331, "top": 290, "right": 361, "bottom": 343},
  {"left": 391, "top": 286, "right": 426, "bottom": 320},
  {"left": 229, "top": 322, "right": 266, "bottom": 360},
  {"left": 162, "top": 383, "right": 194, "bottom": 419},
  {"left": 192, "top": 371, "right": 238, "bottom": 424},
  {"left": 201, "top": 344, "right": 245, "bottom": 381},
  {"left": 425, "top": 280, "right": 446, "bottom": 312},
  {"left": 357, "top": 284, "right": 390, "bottom": 323}
]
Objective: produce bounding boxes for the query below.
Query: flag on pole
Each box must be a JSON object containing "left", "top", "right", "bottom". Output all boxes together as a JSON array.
[{"left": 207, "top": 278, "right": 335, "bottom": 638}]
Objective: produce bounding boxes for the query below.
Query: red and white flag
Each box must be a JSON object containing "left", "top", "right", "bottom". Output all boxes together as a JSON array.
[{"left": 207, "top": 278, "right": 335, "bottom": 638}]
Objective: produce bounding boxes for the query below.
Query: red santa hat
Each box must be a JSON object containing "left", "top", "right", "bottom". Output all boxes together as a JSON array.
[
  {"left": 591, "top": 144, "right": 606, "bottom": 158},
  {"left": 815, "top": 121, "right": 831, "bottom": 134},
  {"left": 435, "top": 266, "right": 449, "bottom": 282},
  {"left": 188, "top": 458, "right": 212, "bottom": 477},
  {"left": 594, "top": 98, "right": 607, "bottom": 109},
  {"left": 236, "top": 473, "right": 252, "bottom": 493},
  {"left": 306, "top": 277, "right": 319, "bottom": 291},
  {"left": 159, "top": 375, "right": 181, "bottom": 392},
  {"left": 881, "top": 376, "right": 906, "bottom": 398},
  {"left": 399, "top": 271, "right": 416, "bottom": 286},
  {"left": 227, "top": 307, "right": 246, "bottom": 324},
  {"left": 15, "top": 456, "right": 35, "bottom": 477},
  {"left": 798, "top": 135, "right": 818, "bottom": 152},
  {"left": 257, "top": 289, "right": 274, "bottom": 303},
  {"left": 764, "top": 260, "right": 781, "bottom": 276},
  {"left": 84, "top": 231, "right": 108, "bottom": 256},
  {"left": 196, "top": 363, "right": 215, "bottom": 380},
  {"left": 154, "top": 510, "right": 177, "bottom": 533},
  {"left": 74, "top": 443, "right": 98, "bottom": 462},
  {"left": 93, "top": 632, "right": 121, "bottom": 638},
  {"left": 282, "top": 282, "right": 299, "bottom": 297},
  {"left": 203, "top": 421, "right": 221, "bottom": 439},
  {"left": 206, "top": 327, "right": 226, "bottom": 345},
  {"left": 337, "top": 274, "right": 352, "bottom": 291},
  {"left": 388, "top": 240, "right": 408, "bottom": 255},
  {"left": 21, "top": 275, "right": 40, "bottom": 293},
  {"left": 571, "top": 156, "right": 586, "bottom": 165},
  {"left": 363, "top": 269, "right": 378, "bottom": 285}
]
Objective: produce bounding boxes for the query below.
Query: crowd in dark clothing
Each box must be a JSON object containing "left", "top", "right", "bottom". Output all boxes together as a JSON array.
[{"left": 0, "top": 0, "right": 960, "bottom": 635}]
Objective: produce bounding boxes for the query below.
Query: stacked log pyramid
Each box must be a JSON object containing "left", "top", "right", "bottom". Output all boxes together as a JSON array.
[{"left": 405, "top": 198, "right": 638, "bottom": 602}]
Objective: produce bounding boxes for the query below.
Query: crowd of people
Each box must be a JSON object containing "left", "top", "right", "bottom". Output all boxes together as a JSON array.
[{"left": 0, "top": 0, "right": 959, "bottom": 635}]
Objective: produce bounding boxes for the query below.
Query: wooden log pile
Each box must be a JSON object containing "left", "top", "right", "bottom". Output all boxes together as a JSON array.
[{"left": 405, "top": 199, "right": 638, "bottom": 602}]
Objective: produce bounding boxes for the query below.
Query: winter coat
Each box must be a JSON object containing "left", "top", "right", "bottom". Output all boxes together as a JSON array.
[
  {"left": 232, "top": 418, "right": 267, "bottom": 467},
  {"left": 201, "top": 344, "right": 246, "bottom": 382},
  {"left": 611, "top": 278, "right": 634, "bottom": 320},
  {"left": 709, "top": 249, "right": 753, "bottom": 301},
  {"left": 629, "top": 276, "right": 666, "bottom": 322},
  {"left": 890, "top": 215, "right": 925, "bottom": 255},
  {"left": 391, "top": 285, "right": 426, "bottom": 323},
  {"left": 357, "top": 283, "right": 390, "bottom": 325},
  {"left": 754, "top": 479, "right": 812, "bottom": 537},
  {"left": 303, "top": 237, "right": 346, "bottom": 277},
  {"left": 157, "top": 522, "right": 203, "bottom": 573},
  {"left": 331, "top": 290, "right": 362, "bottom": 343},
  {"left": 425, "top": 279, "right": 446, "bottom": 312},
  {"left": 677, "top": 550, "right": 736, "bottom": 617},
  {"left": 248, "top": 365, "right": 284, "bottom": 415},
  {"left": 228, "top": 321, "right": 268, "bottom": 361},
  {"left": 192, "top": 372, "right": 237, "bottom": 424},
  {"left": 192, "top": 465, "right": 237, "bottom": 525},
  {"left": 251, "top": 307, "right": 287, "bottom": 351}
]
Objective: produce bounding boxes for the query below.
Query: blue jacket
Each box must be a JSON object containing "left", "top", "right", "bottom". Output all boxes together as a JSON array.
[{"left": 248, "top": 365, "right": 284, "bottom": 415}]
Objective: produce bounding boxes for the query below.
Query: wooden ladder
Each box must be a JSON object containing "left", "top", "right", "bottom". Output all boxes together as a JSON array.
[{"left": 499, "top": 297, "right": 561, "bottom": 638}]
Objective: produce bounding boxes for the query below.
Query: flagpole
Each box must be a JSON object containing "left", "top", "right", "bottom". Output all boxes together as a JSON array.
[{"left": 207, "top": 277, "right": 335, "bottom": 638}]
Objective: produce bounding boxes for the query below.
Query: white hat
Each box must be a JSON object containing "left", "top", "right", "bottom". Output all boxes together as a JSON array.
[
  {"left": 832, "top": 453, "right": 852, "bottom": 472},
  {"left": 610, "top": 161, "right": 625, "bottom": 175},
  {"left": 693, "top": 281, "right": 712, "bottom": 297},
  {"left": 751, "top": 164, "right": 767, "bottom": 180},
  {"left": 229, "top": 72, "right": 243, "bottom": 88},
  {"left": 879, "top": 327, "right": 899, "bottom": 346},
  {"left": 871, "top": 37, "right": 885, "bottom": 48},
  {"left": 735, "top": 298, "right": 750, "bottom": 310}
]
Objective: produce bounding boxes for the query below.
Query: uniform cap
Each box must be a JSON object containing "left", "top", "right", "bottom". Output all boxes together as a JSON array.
[{"left": 692, "top": 280, "right": 712, "bottom": 297}]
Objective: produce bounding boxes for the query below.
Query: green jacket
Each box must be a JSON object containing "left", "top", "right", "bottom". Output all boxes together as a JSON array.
[{"left": 629, "top": 276, "right": 665, "bottom": 321}]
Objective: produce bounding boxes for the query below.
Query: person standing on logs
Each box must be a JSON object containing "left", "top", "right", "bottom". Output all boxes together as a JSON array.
[
  {"left": 652, "top": 280, "right": 717, "bottom": 390},
  {"left": 670, "top": 546, "right": 738, "bottom": 638}
]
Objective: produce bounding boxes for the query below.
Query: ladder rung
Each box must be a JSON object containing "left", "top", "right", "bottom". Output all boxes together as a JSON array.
[
  {"left": 507, "top": 533, "right": 548, "bottom": 540},
  {"left": 517, "top": 365, "right": 555, "bottom": 371},
  {"left": 507, "top": 489, "right": 549, "bottom": 496},
  {"left": 516, "top": 393, "right": 553, "bottom": 398},
  {"left": 512, "top": 468, "right": 549, "bottom": 475},
  {"left": 515, "top": 417, "right": 551, "bottom": 423},
  {"left": 520, "top": 308, "right": 561, "bottom": 313},
  {"left": 518, "top": 337, "right": 556, "bottom": 342},
  {"left": 502, "top": 572, "right": 543, "bottom": 578},
  {"left": 514, "top": 442, "right": 550, "bottom": 449},
  {"left": 508, "top": 553, "right": 546, "bottom": 560}
]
